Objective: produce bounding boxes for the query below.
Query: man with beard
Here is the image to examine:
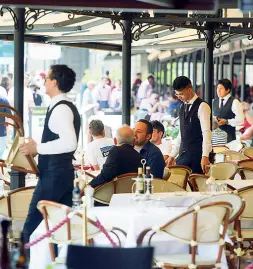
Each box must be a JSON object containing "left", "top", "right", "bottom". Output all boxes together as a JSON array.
[{"left": 134, "top": 119, "right": 165, "bottom": 178}]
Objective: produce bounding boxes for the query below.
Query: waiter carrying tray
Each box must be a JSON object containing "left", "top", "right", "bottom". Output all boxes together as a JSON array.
[
  {"left": 20, "top": 65, "right": 81, "bottom": 248},
  {"left": 167, "top": 76, "right": 212, "bottom": 174}
]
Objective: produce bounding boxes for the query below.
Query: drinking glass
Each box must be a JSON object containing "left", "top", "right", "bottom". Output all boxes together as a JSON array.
[
  {"left": 220, "top": 183, "right": 227, "bottom": 192},
  {"left": 210, "top": 183, "right": 217, "bottom": 192}
]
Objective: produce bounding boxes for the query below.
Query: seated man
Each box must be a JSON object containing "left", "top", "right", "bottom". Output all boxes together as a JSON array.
[
  {"left": 240, "top": 110, "right": 253, "bottom": 146},
  {"left": 86, "top": 119, "right": 114, "bottom": 170},
  {"left": 89, "top": 125, "right": 143, "bottom": 188},
  {"left": 134, "top": 119, "right": 165, "bottom": 178},
  {"left": 151, "top": 120, "right": 171, "bottom": 161}
]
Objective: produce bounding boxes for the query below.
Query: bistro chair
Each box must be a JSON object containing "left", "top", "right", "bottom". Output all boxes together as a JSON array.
[
  {"left": 93, "top": 173, "right": 137, "bottom": 205},
  {"left": 152, "top": 179, "right": 185, "bottom": 193},
  {"left": 219, "top": 150, "right": 248, "bottom": 162},
  {"left": 213, "top": 145, "right": 229, "bottom": 154},
  {"left": 238, "top": 167, "right": 253, "bottom": 180},
  {"left": 0, "top": 186, "right": 35, "bottom": 243},
  {"left": 207, "top": 162, "right": 238, "bottom": 180},
  {"left": 188, "top": 174, "right": 237, "bottom": 192},
  {"left": 233, "top": 186, "right": 253, "bottom": 268},
  {"left": 163, "top": 167, "right": 171, "bottom": 180},
  {"left": 166, "top": 165, "right": 191, "bottom": 190},
  {"left": 242, "top": 147, "right": 253, "bottom": 159},
  {"left": 131, "top": 179, "right": 185, "bottom": 193},
  {"left": 238, "top": 159, "right": 253, "bottom": 169},
  {"left": 137, "top": 202, "right": 232, "bottom": 269},
  {"left": 0, "top": 104, "right": 39, "bottom": 175},
  {"left": 188, "top": 193, "right": 245, "bottom": 224},
  {"left": 189, "top": 193, "right": 245, "bottom": 268},
  {"left": 66, "top": 245, "right": 154, "bottom": 269},
  {"left": 188, "top": 174, "right": 209, "bottom": 192},
  {"left": 37, "top": 200, "right": 126, "bottom": 263}
]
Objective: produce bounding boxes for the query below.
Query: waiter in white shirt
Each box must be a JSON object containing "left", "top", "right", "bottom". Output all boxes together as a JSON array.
[
  {"left": 213, "top": 79, "right": 244, "bottom": 143},
  {"left": 167, "top": 76, "right": 212, "bottom": 174},
  {"left": 20, "top": 65, "right": 81, "bottom": 249}
]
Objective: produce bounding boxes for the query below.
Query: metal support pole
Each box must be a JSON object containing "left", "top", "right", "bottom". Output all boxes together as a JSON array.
[
  {"left": 192, "top": 52, "right": 197, "bottom": 92},
  {"left": 187, "top": 54, "right": 191, "bottom": 78},
  {"left": 201, "top": 49, "right": 205, "bottom": 99},
  {"left": 241, "top": 50, "right": 246, "bottom": 102},
  {"left": 204, "top": 28, "right": 214, "bottom": 106},
  {"left": 215, "top": 57, "right": 219, "bottom": 98},
  {"left": 229, "top": 53, "right": 234, "bottom": 96},
  {"left": 158, "top": 61, "right": 161, "bottom": 94},
  {"left": 14, "top": 8, "right": 25, "bottom": 123},
  {"left": 176, "top": 57, "right": 179, "bottom": 78},
  {"left": 148, "top": 61, "right": 151, "bottom": 74},
  {"left": 170, "top": 60, "right": 173, "bottom": 87},
  {"left": 10, "top": 8, "right": 26, "bottom": 189},
  {"left": 219, "top": 56, "right": 224, "bottom": 79},
  {"left": 182, "top": 56, "right": 185, "bottom": 76},
  {"left": 122, "top": 19, "right": 131, "bottom": 125},
  {"left": 164, "top": 62, "right": 168, "bottom": 92}
]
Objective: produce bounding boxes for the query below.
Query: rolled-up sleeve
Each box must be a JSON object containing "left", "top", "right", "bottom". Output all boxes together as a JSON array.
[
  {"left": 228, "top": 99, "right": 244, "bottom": 127},
  {"left": 198, "top": 102, "right": 212, "bottom": 157}
]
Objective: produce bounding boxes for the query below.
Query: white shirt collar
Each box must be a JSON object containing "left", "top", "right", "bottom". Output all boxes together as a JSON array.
[
  {"left": 220, "top": 93, "right": 231, "bottom": 101},
  {"left": 49, "top": 93, "right": 68, "bottom": 110},
  {"left": 185, "top": 93, "right": 198, "bottom": 105}
]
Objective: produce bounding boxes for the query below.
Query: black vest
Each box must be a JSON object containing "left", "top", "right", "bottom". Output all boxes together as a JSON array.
[
  {"left": 213, "top": 96, "right": 236, "bottom": 142},
  {"left": 179, "top": 97, "right": 204, "bottom": 155},
  {"left": 38, "top": 100, "right": 81, "bottom": 172}
]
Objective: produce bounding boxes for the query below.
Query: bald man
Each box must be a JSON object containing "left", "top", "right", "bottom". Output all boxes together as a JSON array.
[{"left": 89, "top": 125, "right": 142, "bottom": 188}]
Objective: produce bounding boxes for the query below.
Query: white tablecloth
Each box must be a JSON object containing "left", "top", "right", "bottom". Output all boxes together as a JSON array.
[
  {"left": 110, "top": 192, "right": 221, "bottom": 207},
  {"left": 29, "top": 206, "right": 228, "bottom": 269},
  {"left": 217, "top": 180, "right": 253, "bottom": 189}
]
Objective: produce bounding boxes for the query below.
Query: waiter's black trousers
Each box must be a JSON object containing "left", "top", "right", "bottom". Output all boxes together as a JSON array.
[
  {"left": 23, "top": 169, "right": 74, "bottom": 253},
  {"left": 176, "top": 151, "right": 203, "bottom": 174}
]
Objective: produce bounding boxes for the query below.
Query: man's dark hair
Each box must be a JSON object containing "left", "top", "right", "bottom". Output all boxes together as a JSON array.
[
  {"left": 151, "top": 120, "right": 165, "bottom": 136},
  {"left": 173, "top": 76, "right": 192, "bottom": 91},
  {"left": 136, "top": 72, "right": 141, "bottom": 76},
  {"left": 148, "top": 74, "right": 154, "bottom": 80},
  {"left": 137, "top": 119, "right": 153, "bottom": 135},
  {"left": 217, "top": 79, "right": 232, "bottom": 93},
  {"left": 89, "top": 120, "right": 104, "bottom": 136},
  {"left": 49, "top": 64, "right": 76, "bottom": 93},
  {"left": 105, "top": 70, "right": 110, "bottom": 76}
]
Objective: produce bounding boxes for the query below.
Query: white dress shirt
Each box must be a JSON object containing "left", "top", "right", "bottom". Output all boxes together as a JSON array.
[
  {"left": 170, "top": 94, "right": 212, "bottom": 158},
  {"left": 95, "top": 84, "right": 111, "bottom": 102},
  {"left": 37, "top": 93, "right": 77, "bottom": 155},
  {"left": 137, "top": 80, "right": 153, "bottom": 99},
  {"left": 218, "top": 94, "right": 244, "bottom": 127}
]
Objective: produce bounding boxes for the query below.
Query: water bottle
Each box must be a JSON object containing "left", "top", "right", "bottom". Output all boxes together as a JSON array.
[
  {"left": 145, "top": 166, "right": 152, "bottom": 194},
  {"left": 72, "top": 179, "right": 81, "bottom": 209}
]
